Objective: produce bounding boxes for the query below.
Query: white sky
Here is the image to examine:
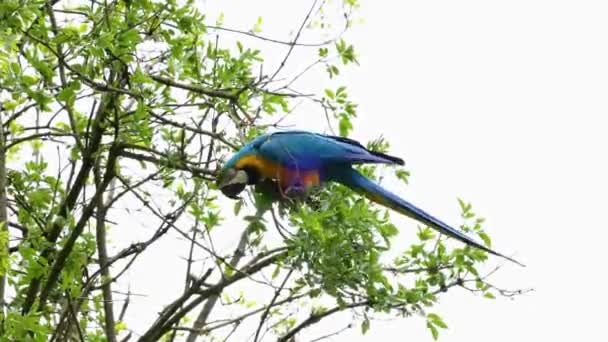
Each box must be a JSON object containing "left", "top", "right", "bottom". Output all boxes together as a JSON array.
[
  {"left": 337, "top": 1, "right": 608, "bottom": 341},
  {"left": 113, "top": 1, "right": 608, "bottom": 341}
]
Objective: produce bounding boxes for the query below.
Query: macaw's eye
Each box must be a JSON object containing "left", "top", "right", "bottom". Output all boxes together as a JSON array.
[{"left": 221, "top": 182, "right": 246, "bottom": 199}]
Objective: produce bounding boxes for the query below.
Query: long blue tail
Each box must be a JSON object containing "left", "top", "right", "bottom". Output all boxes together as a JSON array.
[{"left": 333, "top": 168, "right": 524, "bottom": 266}]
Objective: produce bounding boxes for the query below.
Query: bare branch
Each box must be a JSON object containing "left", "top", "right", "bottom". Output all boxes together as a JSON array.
[
  {"left": 149, "top": 75, "right": 237, "bottom": 101},
  {"left": 38, "top": 144, "right": 120, "bottom": 309},
  {"left": 118, "top": 149, "right": 216, "bottom": 179},
  {"left": 94, "top": 161, "right": 118, "bottom": 342},
  {"left": 186, "top": 226, "right": 252, "bottom": 342},
  {"left": 0, "top": 87, "right": 8, "bottom": 324},
  {"left": 253, "top": 269, "right": 294, "bottom": 342},
  {"left": 139, "top": 250, "right": 287, "bottom": 342},
  {"left": 44, "top": 0, "right": 84, "bottom": 152},
  {"left": 206, "top": 25, "right": 333, "bottom": 47},
  {"left": 148, "top": 112, "right": 238, "bottom": 150},
  {"left": 309, "top": 324, "right": 352, "bottom": 342},
  {"left": 269, "top": 0, "right": 319, "bottom": 82},
  {"left": 278, "top": 301, "right": 369, "bottom": 342},
  {"left": 66, "top": 294, "right": 86, "bottom": 342}
]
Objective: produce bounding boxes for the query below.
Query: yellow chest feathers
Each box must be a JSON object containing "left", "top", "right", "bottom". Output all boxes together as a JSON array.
[{"left": 235, "top": 155, "right": 320, "bottom": 188}]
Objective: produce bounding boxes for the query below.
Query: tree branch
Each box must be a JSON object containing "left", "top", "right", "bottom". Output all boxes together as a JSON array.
[
  {"left": 149, "top": 75, "right": 237, "bottom": 101},
  {"left": 278, "top": 301, "right": 370, "bottom": 342},
  {"left": 179, "top": 291, "right": 310, "bottom": 335},
  {"left": 44, "top": 0, "right": 84, "bottom": 152},
  {"left": 21, "top": 92, "right": 113, "bottom": 314},
  {"left": 94, "top": 162, "right": 118, "bottom": 342},
  {"left": 119, "top": 149, "right": 216, "bottom": 179},
  {"left": 186, "top": 225, "right": 252, "bottom": 342},
  {"left": 139, "top": 250, "right": 287, "bottom": 342},
  {"left": 253, "top": 269, "right": 294, "bottom": 342},
  {"left": 269, "top": 0, "right": 319, "bottom": 82},
  {"left": 0, "top": 88, "right": 8, "bottom": 327},
  {"left": 206, "top": 25, "right": 333, "bottom": 47},
  {"left": 37, "top": 144, "right": 120, "bottom": 309},
  {"left": 149, "top": 112, "right": 238, "bottom": 150}
]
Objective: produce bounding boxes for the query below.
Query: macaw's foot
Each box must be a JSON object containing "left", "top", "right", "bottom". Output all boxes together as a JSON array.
[
  {"left": 304, "top": 196, "right": 322, "bottom": 211},
  {"left": 282, "top": 184, "right": 307, "bottom": 200}
]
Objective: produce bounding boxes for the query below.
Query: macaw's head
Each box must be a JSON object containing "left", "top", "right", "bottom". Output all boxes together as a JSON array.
[
  {"left": 217, "top": 145, "right": 263, "bottom": 199},
  {"left": 217, "top": 167, "right": 249, "bottom": 199}
]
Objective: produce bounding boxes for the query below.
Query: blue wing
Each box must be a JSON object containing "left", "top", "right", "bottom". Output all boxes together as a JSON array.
[{"left": 253, "top": 131, "right": 404, "bottom": 170}]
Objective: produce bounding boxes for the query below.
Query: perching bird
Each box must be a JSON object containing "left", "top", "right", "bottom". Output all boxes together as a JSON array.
[{"left": 217, "top": 130, "right": 523, "bottom": 266}]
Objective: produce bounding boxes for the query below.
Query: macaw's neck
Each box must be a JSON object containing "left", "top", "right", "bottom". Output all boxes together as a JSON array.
[
  {"left": 234, "top": 152, "right": 325, "bottom": 189},
  {"left": 235, "top": 154, "right": 280, "bottom": 181}
]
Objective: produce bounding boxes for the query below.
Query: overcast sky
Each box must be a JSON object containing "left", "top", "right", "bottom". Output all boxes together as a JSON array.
[
  {"left": 336, "top": 1, "right": 608, "bottom": 341},
  {"left": 118, "top": 1, "right": 607, "bottom": 341}
]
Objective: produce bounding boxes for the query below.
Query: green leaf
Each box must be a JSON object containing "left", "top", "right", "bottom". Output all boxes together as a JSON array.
[
  {"left": 253, "top": 16, "right": 263, "bottom": 33},
  {"left": 338, "top": 114, "right": 352, "bottom": 137},
  {"left": 132, "top": 67, "right": 152, "bottom": 84},
  {"left": 9, "top": 62, "right": 21, "bottom": 75},
  {"left": 2, "top": 101, "right": 17, "bottom": 111},
  {"left": 479, "top": 231, "right": 492, "bottom": 248},
  {"left": 336, "top": 86, "right": 347, "bottom": 97},
  {"left": 8, "top": 120, "right": 23, "bottom": 135},
  {"left": 418, "top": 227, "right": 435, "bottom": 241},
  {"left": 29, "top": 90, "right": 53, "bottom": 112},
  {"left": 22, "top": 75, "right": 38, "bottom": 86},
  {"left": 458, "top": 198, "right": 472, "bottom": 216},
  {"left": 395, "top": 169, "right": 410, "bottom": 184},
  {"left": 216, "top": 12, "right": 225, "bottom": 26},
  {"left": 119, "top": 28, "right": 142, "bottom": 45},
  {"left": 271, "top": 265, "right": 280, "bottom": 279},
  {"left": 233, "top": 199, "right": 243, "bottom": 215},
  {"left": 427, "top": 321, "right": 439, "bottom": 340},
  {"left": 56, "top": 87, "right": 75, "bottom": 103},
  {"left": 361, "top": 318, "right": 370, "bottom": 334},
  {"left": 115, "top": 321, "right": 127, "bottom": 333},
  {"left": 428, "top": 313, "right": 448, "bottom": 329},
  {"left": 379, "top": 223, "right": 398, "bottom": 239},
  {"left": 0, "top": 229, "right": 9, "bottom": 276}
]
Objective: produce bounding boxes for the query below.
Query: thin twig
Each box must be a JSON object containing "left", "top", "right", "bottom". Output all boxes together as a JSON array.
[
  {"left": 206, "top": 25, "right": 332, "bottom": 47},
  {"left": 269, "top": 0, "right": 319, "bottom": 82},
  {"left": 253, "top": 269, "right": 294, "bottom": 342}
]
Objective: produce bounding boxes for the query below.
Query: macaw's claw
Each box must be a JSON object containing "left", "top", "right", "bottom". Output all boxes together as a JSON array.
[
  {"left": 304, "top": 196, "right": 322, "bottom": 211},
  {"left": 283, "top": 184, "right": 307, "bottom": 199}
]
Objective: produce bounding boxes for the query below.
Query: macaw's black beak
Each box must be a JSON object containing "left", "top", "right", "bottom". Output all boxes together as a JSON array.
[
  {"left": 221, "top": 183, "right": 246, "bottom": 199},
  {"left": 218, "top": 169, "right": 249, "bottom": 199}
]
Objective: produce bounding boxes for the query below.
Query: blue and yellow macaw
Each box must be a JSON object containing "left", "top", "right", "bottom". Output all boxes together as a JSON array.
[{"left": 218, "top": 130, "right": 522, "bottom": 266}]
